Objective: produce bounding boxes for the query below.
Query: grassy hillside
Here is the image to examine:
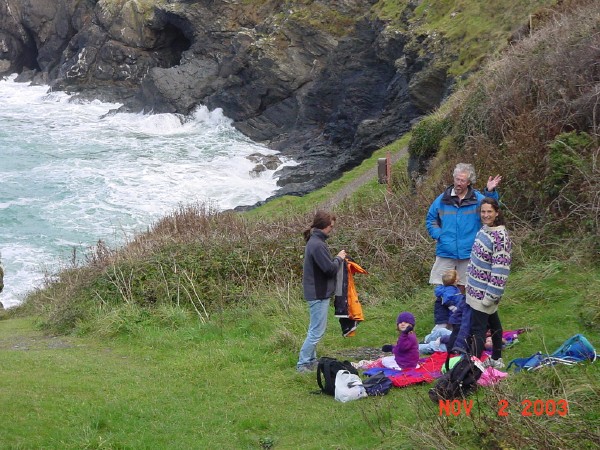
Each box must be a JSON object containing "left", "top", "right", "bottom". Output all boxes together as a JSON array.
[
  {"left": 1, "top": 0, "right": 599, "bottom": 448},
  {"left": 0, "top": 262, "right": 598, "bottom": 448},
  {"left": 373, "top": 0, "right": 558, "bottom": 76}
]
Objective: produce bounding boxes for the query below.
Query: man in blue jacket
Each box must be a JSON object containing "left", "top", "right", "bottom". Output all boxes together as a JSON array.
[{"left": 426, "top": 163, "right": 501, "bottom": 291}]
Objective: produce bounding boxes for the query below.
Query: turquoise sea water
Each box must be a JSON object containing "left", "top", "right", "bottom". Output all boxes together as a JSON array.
[{"left": 0, "top": 75, "right": 293, "bottom": 307}]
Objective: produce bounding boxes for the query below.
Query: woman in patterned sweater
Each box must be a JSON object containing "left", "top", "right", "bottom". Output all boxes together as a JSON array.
[{"left": 465, "top": 197, "right": 512, "bottom": 367}]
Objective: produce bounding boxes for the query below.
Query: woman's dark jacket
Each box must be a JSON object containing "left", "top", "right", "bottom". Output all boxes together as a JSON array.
[{"left": 302, "top": 229, "right": 343, "bottom": 300}]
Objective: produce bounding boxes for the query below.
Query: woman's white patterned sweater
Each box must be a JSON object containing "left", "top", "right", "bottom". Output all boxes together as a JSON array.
[{"left": 465, "top": 225, "right": 512, "bottom": 314}]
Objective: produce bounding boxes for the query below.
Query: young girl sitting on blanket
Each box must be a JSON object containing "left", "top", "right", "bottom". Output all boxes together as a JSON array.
[{"left": 381, "top": 312, "right": 420, "bottom": 370}]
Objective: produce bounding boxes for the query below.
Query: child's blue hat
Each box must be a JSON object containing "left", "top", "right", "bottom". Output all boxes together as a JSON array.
[{"left": 397, "top": 312, "right": 415, "bottom": 326}]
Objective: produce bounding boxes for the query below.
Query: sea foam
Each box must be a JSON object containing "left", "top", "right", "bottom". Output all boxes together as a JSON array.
[{"left": 0, "top": 75, "right": 295, "bottom": 307}]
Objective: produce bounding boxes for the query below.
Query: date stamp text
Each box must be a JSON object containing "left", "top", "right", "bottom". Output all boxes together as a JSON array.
[{"left": 438, "top": 399, "right": 569, "bottom": 417}]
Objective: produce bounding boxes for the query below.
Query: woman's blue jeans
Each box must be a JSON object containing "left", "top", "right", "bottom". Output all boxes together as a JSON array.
[{"left": 297, "top": 299, "right": 330, "bottom": 368}]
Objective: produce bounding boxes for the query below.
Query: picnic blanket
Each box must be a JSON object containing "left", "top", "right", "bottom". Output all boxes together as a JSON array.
[
  {"left": 363, "top": 352, "right": 512, "bottom": 388},
  {"left": 360, "top": 329, "right": 529, "bottom": 388},
  {"left": 363, "top": 352, "right": 449, "bottom": 387}
]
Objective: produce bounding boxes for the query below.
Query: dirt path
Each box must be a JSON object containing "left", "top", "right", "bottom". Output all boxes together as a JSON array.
[{"left": 320, "top": 146, "right": 407, "bottom": 208}]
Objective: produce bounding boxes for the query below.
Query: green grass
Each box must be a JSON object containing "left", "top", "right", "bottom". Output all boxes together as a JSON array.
[
  {"left": 1, "top": 260, "right": 598, "bottom": 448},
  {"left": 374, "top": 0, "right": 557, "bottom": 76}
]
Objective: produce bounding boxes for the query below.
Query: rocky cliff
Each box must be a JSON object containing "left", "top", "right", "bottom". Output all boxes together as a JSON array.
[{"left": 0, "top": 0, "right": 451, "bottom": 199}]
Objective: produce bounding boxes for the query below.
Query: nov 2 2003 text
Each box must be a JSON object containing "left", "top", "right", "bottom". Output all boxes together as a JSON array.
[{"left": 439, "top": 399, "right": 568, "bottom": 417}]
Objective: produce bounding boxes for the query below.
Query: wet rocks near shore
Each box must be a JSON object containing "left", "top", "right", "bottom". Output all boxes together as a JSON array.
[{"left": 247, "top": 153, "right": 283, "bottom": 178}]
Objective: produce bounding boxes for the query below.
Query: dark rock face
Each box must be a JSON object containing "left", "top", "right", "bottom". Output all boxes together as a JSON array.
[{"left": 0, "top": 0, "right": 452, "bottom": 198}]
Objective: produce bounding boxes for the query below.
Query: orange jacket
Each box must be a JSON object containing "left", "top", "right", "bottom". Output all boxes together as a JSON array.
[{"left": 334, "top": 259, "right": 367, "bottom": 336}]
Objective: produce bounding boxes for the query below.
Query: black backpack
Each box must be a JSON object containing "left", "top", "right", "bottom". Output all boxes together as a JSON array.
[
  {"left": 362, "top": 372, "right": 393, "bottom": 396},
  {"left": 428, "top": 355, "right": 483, "bottom": 403},
  {"left": 316, "top": 357, "right": 358, "bottom": 396}
]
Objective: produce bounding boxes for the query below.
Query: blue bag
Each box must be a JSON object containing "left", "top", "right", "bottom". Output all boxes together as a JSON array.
[
  {"left": 507, "top": 334, "right": 597, "bottom": 372},
  {"left": 550, "top": 334, "right": 597, "bottom": 362}
]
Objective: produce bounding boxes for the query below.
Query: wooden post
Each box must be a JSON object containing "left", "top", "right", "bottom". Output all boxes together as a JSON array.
[
  {"left": 377, "top": 158, "right": 387, "bottom": 184},
  {"left": 386, "top": 151, "right": 392, "bottom": 194},
  {"left": 378, "top": 153, "right": 393, "bottom": 193}
]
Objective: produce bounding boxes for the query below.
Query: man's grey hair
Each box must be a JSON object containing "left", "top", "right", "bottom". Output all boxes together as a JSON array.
[{"left": 453, "top": 163, "right": 476, "bottom": 184}]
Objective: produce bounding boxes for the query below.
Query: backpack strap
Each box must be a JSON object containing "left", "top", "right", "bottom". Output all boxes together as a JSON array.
[
  {"left": 316, "top": 359, "right": 327, "bottom": 392},
  {"left": 323, "top": 359, "right": 337, "bottom": 393},
  {"left": 316, "top": 358, "right": 336, "bottom": 394}
]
